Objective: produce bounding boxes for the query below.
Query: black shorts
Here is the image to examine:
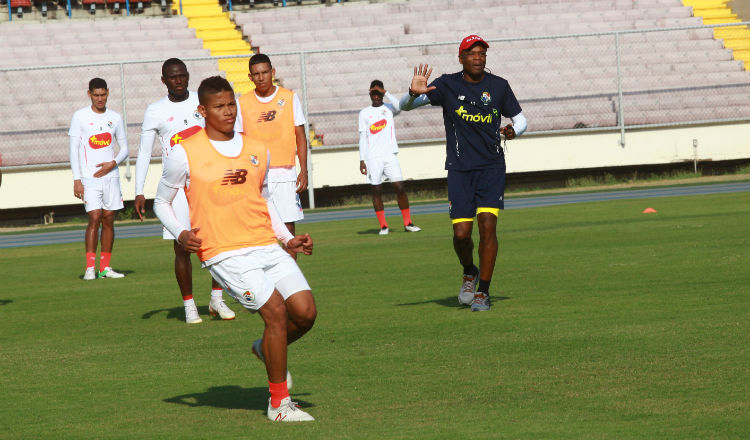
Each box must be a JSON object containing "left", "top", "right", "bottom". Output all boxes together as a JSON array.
[{"left": 447, "top": 165, "right": 506, "bottom": 220}]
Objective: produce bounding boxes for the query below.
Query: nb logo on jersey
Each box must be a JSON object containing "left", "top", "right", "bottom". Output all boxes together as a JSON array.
[
  {"left": 221, "top": 169, "right": 248, "bottom": 185},
  {"left": 370, "top": 119, "right": 387, "bottom": 134},
  {"left": 170, "top": 126, "right": 202, "bottom": 147},
  {"left": 88, "top": 132, "right": 112, "bottom": 149},
  {"left": 257, "top": 110, "right": 277, "bottom": 123},
  {"left": 455, "top": 106, "right": 493, "bottom": 123}
]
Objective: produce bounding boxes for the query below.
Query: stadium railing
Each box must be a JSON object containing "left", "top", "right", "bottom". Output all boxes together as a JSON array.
[{"left": 0, "top": 22, "right": 748, "bottom": 208}]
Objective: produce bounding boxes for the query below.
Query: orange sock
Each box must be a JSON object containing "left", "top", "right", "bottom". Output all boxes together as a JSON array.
[
  {"left": 401, "top": 208, "right": 412, "bottom": 226},
  {"left": 269, "top": 380, "right": 289, "bottom": 408},
  {"left": 375, "top": 210, "right": 387, "bottom": 229},
  {"left": 85, "top": 252, "right": 96, "bottom": 269},
  {"left": 99, "top": 252, "right": 111, "bottom": 271}
]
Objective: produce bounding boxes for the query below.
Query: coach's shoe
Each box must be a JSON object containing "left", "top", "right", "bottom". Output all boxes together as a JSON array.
[
  {"left": 267, "top": 397, "right": 314, "bottom": 422},
  {"left": 98, "top": 267, "right": 125, "bottom": 279},
  {"left": 404, "top": 223, "right": 421, "bottom": 232},
  {"left": 209, "top": 298, "right": 236, "bottom": 320},
  {"left": 253, "top": 339, "right": 293, "bottom": 389},
  {"left": 458, "top": 267, "right": 479, "bottom": 305},
  {"left": 470, "top": 292, "right": 491, "bottom": 312},
  {"left": 379, "top": 226, "right": 389, "bottom": 235},
  {"left": 83, "top": 267, "right": 97, "bottom": 281},
  {"left": 185, "top": 303, "right": 202, "bottom": 324}
]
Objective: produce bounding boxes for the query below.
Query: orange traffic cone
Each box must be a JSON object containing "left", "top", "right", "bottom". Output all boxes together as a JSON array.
[{"left": 642, "top": 208, "right": 657, "bottom": 214}]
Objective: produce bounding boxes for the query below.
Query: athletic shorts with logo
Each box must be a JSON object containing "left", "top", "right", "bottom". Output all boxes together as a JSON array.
[
  {"left": 207, "top": 244, "right": 311, "bottom": 311},
  {"left": 366, "top": 153, "right": 403, "bottom": 185},
  {"left": 447, "top": 164, "right": 506, "bottom": 219},
  {"left": 82, "top": 177, "right": 124, "bottom": 212}
]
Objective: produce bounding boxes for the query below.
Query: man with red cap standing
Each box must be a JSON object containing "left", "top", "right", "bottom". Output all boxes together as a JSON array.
[{"left": 400, "top": 35, "right": 528, "bottom": 312}]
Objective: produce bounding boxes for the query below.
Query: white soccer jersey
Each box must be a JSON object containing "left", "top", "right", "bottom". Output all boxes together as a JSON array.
[
  {"left": 68, "top": 106, "right": 128, "bottom": 180},
  {"left": 135, "top": 91, "right": 204, "bottom": 195},
  {"left": 358, "top": 92, "right": 401, "bottom": 161}
]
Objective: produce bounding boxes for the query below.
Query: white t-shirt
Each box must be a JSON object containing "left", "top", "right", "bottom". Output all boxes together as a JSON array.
[
  {"left": 135, "top": 91, "right": 204, "bottom": 195},
  {"left": 358, "top": 91, "right": 400, "bottom": 161},
  {"left": 68, "top": 106, "right": 128, "bottom": 180},
  {"left": 235, "top": 87, "right": 306, "bottom": 183}
]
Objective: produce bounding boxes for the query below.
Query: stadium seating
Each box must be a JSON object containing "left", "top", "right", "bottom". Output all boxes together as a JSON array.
[
  {"left": 230, "top": 0, "right": 749, "bottom": 146},
  {"left": 0, "top": 16, "right": 218, "bottom": 166}
]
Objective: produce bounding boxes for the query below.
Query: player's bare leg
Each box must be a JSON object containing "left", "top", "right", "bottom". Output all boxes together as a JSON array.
[
  {"left": 84, "top": 209, "right": 102, "bottom": 254},
  {"left": 453, "top": 220, "right": 479, "bottom": 305},
  {"left": 472, "top": 212, "right": 497, "bottom": 311},
  {"left": 100, "top": 209, "right": 116, "bottom": 254},
  {"left": 174, "top": 241, "right": 201, "bottom": 323},
  {"left": 393, "top": 181, "right": 420, "bottom": 232},
  {"left": 372, "top": 184, "right": 389, "bottom": 234},
  {"left": 284, "top": 290, "right": 317, "bottom": 345}
]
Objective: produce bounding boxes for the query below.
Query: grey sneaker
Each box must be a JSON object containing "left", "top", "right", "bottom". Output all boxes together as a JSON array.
[
  {"left": 458, "top": 268, "right": 478, "bottom": 305},
  {"left": 470, "top": 292, "right": 491, "bottom": 312}
]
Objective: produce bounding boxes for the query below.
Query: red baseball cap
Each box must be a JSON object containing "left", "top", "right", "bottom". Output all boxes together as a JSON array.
[{"left": 459, "top": 35, "right": 489, "bottom": 54}]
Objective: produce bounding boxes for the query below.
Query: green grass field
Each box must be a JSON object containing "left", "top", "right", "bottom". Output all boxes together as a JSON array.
[{"left": 1, "top": 191, "right": 748, "bottom": 439}]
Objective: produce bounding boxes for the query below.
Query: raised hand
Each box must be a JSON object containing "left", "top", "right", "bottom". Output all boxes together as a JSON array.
[
  {"left": 410, "top": 64, "right": 437, "bottom": 95},
  {"left": 93, "top": 160, "right": 116, "bottom": 178}
]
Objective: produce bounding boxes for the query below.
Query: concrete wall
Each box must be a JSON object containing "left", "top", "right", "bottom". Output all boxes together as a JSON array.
[{"left": 1, "top": 122, "right": 748, "bottom": 210}]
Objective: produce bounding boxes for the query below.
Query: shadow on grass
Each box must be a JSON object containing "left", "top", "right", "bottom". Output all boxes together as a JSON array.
[
  {"left": 164, "top": 385, "right": 313, "bottom": 411},
  {"left": 142, "top": 305, "right": 210, "bottom": 321},
  {"left": 357, "top": 228, "right": 384, "bottom": 235},
  {"left": 0, "top": 299, "right": 12, "bottom": 306},
  {"left": 396, "top": 295, "right": 510, "bottom": 308}
]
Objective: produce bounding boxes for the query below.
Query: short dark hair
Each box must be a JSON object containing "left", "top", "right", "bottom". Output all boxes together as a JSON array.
[
  {"left": 197, "top": 76, "right": 234, "bottom": 105},
  {"left": 88, "top": 78, "right": 107, "bottom": 91},
  {"left": 249, "top": 53, "right": 272, "bottom": 70},
  {"left": 369, "top": 79, "right": 384, "bottom": 89},
  {"left": 162, "top": 58, "right": 187, "bottom": 77}
]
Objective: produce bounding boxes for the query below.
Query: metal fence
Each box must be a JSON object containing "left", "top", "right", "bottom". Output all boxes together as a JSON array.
[{"left": 1, "top": 22, "right": 748, "bottom": 205}]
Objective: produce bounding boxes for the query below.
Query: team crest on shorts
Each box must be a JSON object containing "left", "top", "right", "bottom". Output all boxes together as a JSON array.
[
  {"left": 277, "top": 99, "right": 286, "bottom": 107},
  {"left": 249, "top": 155, "right": 259, "bottom": 166},
  {"left": 481, "top": 92, "right": 491, "bottom": 105},
  {"left": 242, "top": 291, "right": 255, "bottom": 302}
]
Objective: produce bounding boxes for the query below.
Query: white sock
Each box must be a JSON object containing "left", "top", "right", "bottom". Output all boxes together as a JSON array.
[
  {"left": 210, "top": 288, "right": 223, "bottom": 300},
  {"left": 183, "top": 298, "right": 196, "bottom": 308}
]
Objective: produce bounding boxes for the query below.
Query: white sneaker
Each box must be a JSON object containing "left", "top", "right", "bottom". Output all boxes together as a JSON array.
[
  {"left": 379, "top": 226, "right": 389, "bottom": 235},
  {"left": 98, "top": 267, "right": 124, "bottom": 279},
  {"left": 471, "top": 292, "right": 491, "bottom": 312},
  {"left": 404, "top": 223, "right": 421, "bottom": 232},
  {"left": 252, "top": 339, "right": 293, "bottom": 389},
  {"left": 185, "top": 303, "right": 202, "bottom": 324},
  {"left": 83, "top": 267, "right": 96, "bottom": 281},
  {"left": 267, "top": 397, "right": 314, "bottom": 422},
  {"left": 458, "top": 268, "right": 478, "bottom": 305},
  {"left": 209, "top": 298, "right": 236, "bottom": 320}
]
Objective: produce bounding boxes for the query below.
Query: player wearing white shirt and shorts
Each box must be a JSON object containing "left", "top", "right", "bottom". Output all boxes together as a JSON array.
[
  {"left": 235, "top": 53, "right": 308, "bottom": 259},
  {"left": 69, "top": 78, "right": 128, "bottom": 281},
  {"left": 358, "top": 80, "right": 420, "bottom": 235},
  {"left": 153, "top": 76, "right": 318, "bottom": 422},
  {"left": 134, "top": 58, "right": 235, "bottom": 324}
]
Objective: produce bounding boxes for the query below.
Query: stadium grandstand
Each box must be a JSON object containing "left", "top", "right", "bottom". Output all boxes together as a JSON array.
[{"left": 0, "top": 0, "right": 748, "bottom": 214}]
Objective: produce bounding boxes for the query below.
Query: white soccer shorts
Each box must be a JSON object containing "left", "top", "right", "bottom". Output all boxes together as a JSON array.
[
  {"left": 366, "top": 153, "right": 403, "bottom": 186},
  {"left": 163, "top": 187, "right": 191, "bottom": 240},
  {"left": 207, "top": 244, "right": 311, "bottom": 312},
  {"left": 268, "top": 181, "right": 304, "bottom": 223},
  {"left": 82, "top": 177, "right": 124, "bottom": 212}
]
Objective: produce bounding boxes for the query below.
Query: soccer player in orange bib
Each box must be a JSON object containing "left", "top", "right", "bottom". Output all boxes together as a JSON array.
[
  {"left": 69, "top": 78, "right": 129, "bottom": 281},
  {"left": 154, "top": 76, "right": 317, "bottom": 422},
  {"left": 135, "top": 58, "right": 235, "bottom": 324},
  {"left": 235, "top": 53, "right": 307, "bottom": 259}
]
